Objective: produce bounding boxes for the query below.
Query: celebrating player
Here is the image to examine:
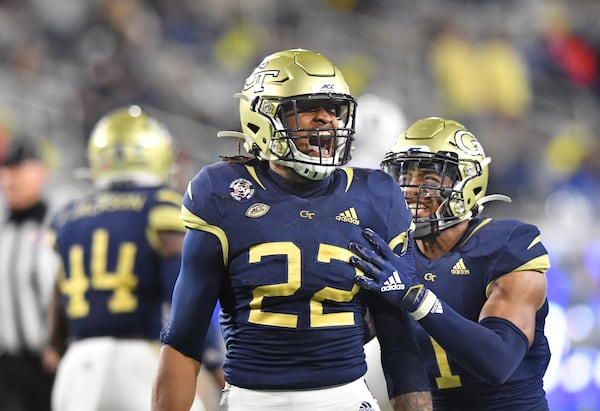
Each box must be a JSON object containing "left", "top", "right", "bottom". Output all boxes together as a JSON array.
[
  {"left": 152, "top": 49, "right": 432, "bottom": 411},
  {"left": 349, "top": 117, "right": 551, "bottom": 410}
]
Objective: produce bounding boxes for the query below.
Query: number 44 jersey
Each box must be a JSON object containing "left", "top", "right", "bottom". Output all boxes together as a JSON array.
[{"left": 50, "top": 186, "right": 184, "bottom": 339}]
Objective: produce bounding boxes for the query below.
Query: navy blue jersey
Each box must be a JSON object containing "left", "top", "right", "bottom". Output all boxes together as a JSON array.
[
  {"left": 164, "top": 159, "right": 428, "bottom": 394},
  {"left": 414, "top": 217, "right": 551, "bottom": 410},
  {"left": 50, "top": 186, "right": 184, "bottom": 339}
]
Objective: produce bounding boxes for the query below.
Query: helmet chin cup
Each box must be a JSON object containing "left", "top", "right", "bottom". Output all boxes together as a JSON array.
[
  {"left": 413, "top": 212, "right": 469, "bottom": 240},
  {"left": 413, "top": 220, "right": 440, "bottom": 239},
  {"left": 293, "top": 163, "right": 335, "bottom": 180},
  {"left": 275, "top": 157, "right": 335, "bottom": 181}
]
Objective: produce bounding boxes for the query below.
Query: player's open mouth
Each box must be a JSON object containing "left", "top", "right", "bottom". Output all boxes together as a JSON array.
[{"left": 308, "top": 133, "right": 334, "bottom": 157}]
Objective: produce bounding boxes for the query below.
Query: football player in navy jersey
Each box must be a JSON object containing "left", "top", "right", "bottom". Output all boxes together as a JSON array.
[
  {"left": 348, "top": 117, "right": 551, "bottom": 411},
  {"left": 152, "top": 49, "right": 432, "bottom": 411},
  {"left": 45, "top": 106, "right": 218, "bottom": 411}
]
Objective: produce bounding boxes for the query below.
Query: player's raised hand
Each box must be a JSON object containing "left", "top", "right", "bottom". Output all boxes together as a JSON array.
[{"left": 349, "top": 228, "right": 439, "bottom": 320}]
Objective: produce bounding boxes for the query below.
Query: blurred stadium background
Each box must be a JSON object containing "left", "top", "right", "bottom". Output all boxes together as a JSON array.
[{"left": 0, "top": 0, "right": 599, "bottom": 410}]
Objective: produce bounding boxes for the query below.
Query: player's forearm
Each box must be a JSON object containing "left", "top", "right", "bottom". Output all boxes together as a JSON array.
[
  {"left": 151, "top": 385, "right": 195, "bottom": 411},
  {"left": 418, "top": 300, "right": 528, "bottom": 385},
  {"left": 391, "top": 391, "right": 432, "bottom": 411},
  {"left": 152, "top": 345, "right": 200, "bottom": 411}
]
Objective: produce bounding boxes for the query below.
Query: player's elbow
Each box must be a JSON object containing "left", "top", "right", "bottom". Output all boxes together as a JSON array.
[
  {"left": 475, "top": 317, "right": 530, "bottom": 385},
  {"left": 476, "top": 364, "right": 516, "bottom": 386}
]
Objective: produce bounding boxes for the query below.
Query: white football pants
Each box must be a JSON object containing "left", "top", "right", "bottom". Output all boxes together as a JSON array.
[
  {"left": 51, "top": 337, "right": 205, "bottom": 411},
  {"left": 218, "top": 376, "right": 381, "bottom": 411}
]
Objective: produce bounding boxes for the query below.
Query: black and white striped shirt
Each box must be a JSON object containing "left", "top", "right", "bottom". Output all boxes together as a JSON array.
[{"left": 0, "top": 202, "right": 58, "bottom": 356}]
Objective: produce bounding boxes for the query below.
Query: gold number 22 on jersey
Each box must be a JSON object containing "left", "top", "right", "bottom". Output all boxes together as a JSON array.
[{"left": 247, "top": 242, "right": 360, "bottom": 328}]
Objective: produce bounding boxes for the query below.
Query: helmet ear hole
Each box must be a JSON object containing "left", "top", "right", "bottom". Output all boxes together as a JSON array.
[
  {"left": 242, "top": 142, "right": 260, "bottom": 156},
  {"left": 449, "top": 198, "right": 466, "bottom": 215},
  {"left": 270, "top": 139, "right": 289, "bottom": 157}
]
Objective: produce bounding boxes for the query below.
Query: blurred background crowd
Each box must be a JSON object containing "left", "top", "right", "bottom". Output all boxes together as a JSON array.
[{"left": 0, "top": 0, "right": 599, "bottom": 409}]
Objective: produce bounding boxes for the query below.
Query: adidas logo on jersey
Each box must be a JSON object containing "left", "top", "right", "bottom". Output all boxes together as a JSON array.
[
  {"left": 381, "top": 271, "right": 406, "bottom": 292},
  {"left": 451, "top": 258, "right": 470, "bottom": 275},
  {"left": 336, "top": 207, "right": 360, "bottom": 225},
  {"left": 358, "top": 401, "right": 375, "bottom": 411}
]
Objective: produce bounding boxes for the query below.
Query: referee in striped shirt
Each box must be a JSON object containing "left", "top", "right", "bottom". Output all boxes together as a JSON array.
[{"left": 0, "top": 137, "right": 59, "bottom": 411}]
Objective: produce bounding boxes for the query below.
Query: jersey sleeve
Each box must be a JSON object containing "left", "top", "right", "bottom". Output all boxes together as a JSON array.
[
  {"left": 160, "top": 167, "right": 227, "bottom": 362},
  {"left": 160, "top": 221, "right": 226, "bottom": 361},
  {"left": 148, "top": 188, "right": 186, "bottom": 233},
  {"left": 490, "top": 221, "right": 551, "bottom": 280},
  {"left": 181, "top": 167, "right": 222, "bottom": 229},
  {"left": 145, "top": 188, "right": 186, "bottom": 256}
]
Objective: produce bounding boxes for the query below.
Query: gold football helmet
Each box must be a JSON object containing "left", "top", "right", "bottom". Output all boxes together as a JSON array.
[
  {"left": 381, "top": 117, "right": 510, "bottom": 238},
  {"left": 87, "top": 105, "right": 174, "bottom": 188},
  {"left": 221, "top": 48, "right": 357, "bottom": 180}
]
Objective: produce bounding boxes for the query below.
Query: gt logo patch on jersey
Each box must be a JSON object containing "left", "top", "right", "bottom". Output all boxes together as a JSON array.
[
  {"left": 246, "top": 203, "right": 270, "bottom": 218},
  {"left": 230, "top": 178, "right": 255, "bottom": 201},
  {"left": 424, "top": 272, "right": 437, "bottom": 282},
  {"left": 300, "top": 210, "right": 315, "bottom": 220}
]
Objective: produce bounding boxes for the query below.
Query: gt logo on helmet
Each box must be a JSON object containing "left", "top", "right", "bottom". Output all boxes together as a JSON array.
[
  {"left": 243, "top": 70, "right": 280, "bottom": 93},
  {"left": 454, "top": 130, "right": 484, "bottom": 157}
]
